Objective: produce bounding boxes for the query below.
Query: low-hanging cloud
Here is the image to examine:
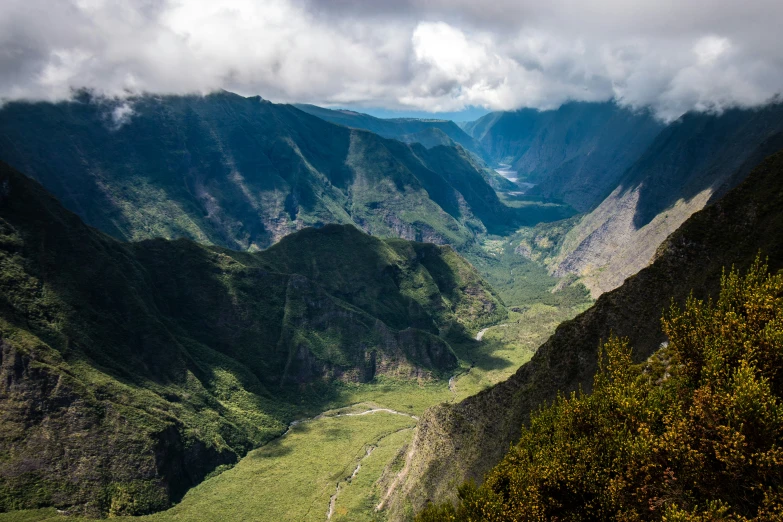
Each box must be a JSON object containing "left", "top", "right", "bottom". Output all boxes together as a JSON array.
[{"left": 1, "top": 0, "right": 781, "bottom": 120}]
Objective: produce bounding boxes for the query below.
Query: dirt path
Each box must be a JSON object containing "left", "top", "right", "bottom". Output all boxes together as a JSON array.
[
  {"left": 327, "top": 446, "right": 376, "bottom": 520},
  {"left": 326, "top": 423, "right": 416, "bottom": 520},
  {"left": 274, "top": 406, "right": 421, "bottom": 520},
  {"left": 281, "top": 406, "right": 419, "bottom": 439}
]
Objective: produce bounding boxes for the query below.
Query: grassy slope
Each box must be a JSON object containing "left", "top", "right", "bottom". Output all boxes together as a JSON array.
[
  {"left": 0, "top": 162, "right": 506, "bottom": 517},
  {"left": 137, "top": 408, "right": 417, "bottom": 522},
  {"left": 385, "top": 149, "right": 783, "bottom": 519}
]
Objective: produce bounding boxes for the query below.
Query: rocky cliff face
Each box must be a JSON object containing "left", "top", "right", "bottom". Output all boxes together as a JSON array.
[
  {"left": 552, "top": 104, "right": 783, "bottom": 297},
  {"left": 382, "top": 149, "right": 783, "bottom": 519},
  {"left": 0, "top": 162, "right": 505, "bottom": 516},
  {"left": 0, "top": 337, "right": 236, "bottom": 516}
]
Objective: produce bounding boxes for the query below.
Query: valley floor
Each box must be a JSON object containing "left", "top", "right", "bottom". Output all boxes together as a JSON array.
[
  {"left": 0, "top": 302, "right": 587, "bottom": 522},
  {"left": 0, "top": 237, "right": 591, "bottom": 522}
]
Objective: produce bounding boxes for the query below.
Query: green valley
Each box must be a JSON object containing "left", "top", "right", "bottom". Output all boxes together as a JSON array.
[
  {"left": 0, "top": 160, "right": 589, "bottom": 520},
  {"left": 2, "top": 2, "right": 783, "bottom": 521}
]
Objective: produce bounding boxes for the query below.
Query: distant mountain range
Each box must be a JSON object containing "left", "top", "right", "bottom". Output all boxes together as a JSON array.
[
  {"left": 0, "top": 161, "right": 504, "bottom": 516},
  {"left": 0, "top": 91, "right": 547, "bottom": 253},
  {"left": 463, "top": 102, "right": 665, "bottom": 212},
  {"left": 293, "top": 103, "right": 489, "bottom": 162}
]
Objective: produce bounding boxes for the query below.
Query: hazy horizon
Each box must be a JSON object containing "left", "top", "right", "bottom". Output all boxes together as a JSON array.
[{"left": 2, "top": 0, "right": 782, "bottom": 121}]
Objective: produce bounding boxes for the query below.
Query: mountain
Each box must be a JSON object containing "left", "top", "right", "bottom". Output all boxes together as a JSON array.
[
  {"left": 0, "top": 161, "right": 505, "bottom": 516},
  {"left": 382, "top": 149, "right": 783, "bottom": 519},
  {"left": 292, "top": 104, "right": 520, "bottom": 192},
  {"left": 464, "top": 102, "right": 664, "bottom": 211},
  {"left": 0, "top": 91, "right": 519, "bottom": 253},
  {"left": 549, "top": 103, "right": 783, "bottom": 297},
  {"left": 293, "top": 104, "right": 488, "bottom": 161}
]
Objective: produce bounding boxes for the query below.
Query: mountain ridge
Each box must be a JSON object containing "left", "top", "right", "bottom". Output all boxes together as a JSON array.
[
  {"left": 549, "top": 103, "right": 783, "bottom": 297},
  {"left": 0, "top": 91, "right": 528, "bottom": 253},
  {"left": 293, "top": 103, "right": 489, "bottom": 162}
]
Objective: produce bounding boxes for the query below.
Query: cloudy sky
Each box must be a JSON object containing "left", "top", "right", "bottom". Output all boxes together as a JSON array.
[{"left": 1, "top": 0, "right": 782, "bottom": 120}]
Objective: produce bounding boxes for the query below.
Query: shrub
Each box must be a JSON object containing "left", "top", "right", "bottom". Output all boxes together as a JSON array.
[{"left": 418, "top": 258, "right": 783, "bottom": 521}]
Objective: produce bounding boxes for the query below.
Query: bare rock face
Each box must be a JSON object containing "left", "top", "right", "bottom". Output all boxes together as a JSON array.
[
  {"left": 381, "top": 150, "right": 783, "bottom": 520},
  {"left": 552, "top": 184, "right": 714, "bottom": 297},
  {"left": 551, "top": 104, "right": 783, "bottom": 298}
]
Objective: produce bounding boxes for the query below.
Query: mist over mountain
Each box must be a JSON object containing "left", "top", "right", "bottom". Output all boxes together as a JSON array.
[{"left": 2, "top": 1, "right": 782, "bottom": 122}]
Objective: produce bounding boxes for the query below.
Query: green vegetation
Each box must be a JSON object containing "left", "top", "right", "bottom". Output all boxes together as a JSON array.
[
  {"left": 451, "top": 304, "right": 590, "bottom": 400},
  {"left": 419, "top": 259, "right": 783, "bottom": 521},
  {"left": 463, "top": 234, "right": 591, "bottom": 310},
  {"left": 0, "top": 91, "right": 550, "bottom": 253},
  {"left": 0, "top": 162, "right": 506, "bottom": 517},
  {"left": 0, "top": 158, "right": 592, "bottom": 521}
]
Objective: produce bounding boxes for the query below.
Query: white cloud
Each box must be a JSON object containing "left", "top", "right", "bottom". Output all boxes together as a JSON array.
[
  {"left": 109, "top": 101, "right": 134, "bottom": 129},
  {"left": 0, "top": 0, "right": 781, "bottom": 120}
]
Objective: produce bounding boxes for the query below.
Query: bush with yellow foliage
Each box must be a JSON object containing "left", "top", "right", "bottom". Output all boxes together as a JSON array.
[{"left": 418, "top": 258, "right": 783, "bottom": 521}]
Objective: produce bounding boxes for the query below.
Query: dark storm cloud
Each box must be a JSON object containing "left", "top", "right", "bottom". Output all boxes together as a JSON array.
[{"left": 1, "top": 0, "right": 781, "bottom": 120}]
